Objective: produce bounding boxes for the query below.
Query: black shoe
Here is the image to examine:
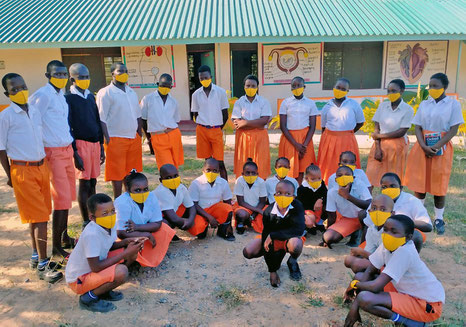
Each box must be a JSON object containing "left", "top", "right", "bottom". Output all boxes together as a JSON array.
[
  {"left": 29, "top": 257, "right": 39, "bottom": 269},
  {"left": 434, "top": 219, "right": 445, "bottom": 235},
  {"left": 287, "top": 257, "right": 302, "bottom": 281},
  {"left": 37, "top": 265, "right": 63, "bottom": 284},
  {"left": 217, "top": 223, "right": 236, "bottom": 241},
  {"left": 197, "top": 226, "right": 209, "bottom": 239},
  {"left": 100, "top": 290, "right": 123, "bottom": 302},
  {"left": 315, "top": 224, "right": 326, "bottom": 233},
  {"left": 236, "top": 224, "right": 245, "bottom": 235},
  {"left": 79, "top": 297, "right": 116, "bottom": 313},
  {"left": 30, "top": 258, "right": 61, "bottom": 270},
  {"left": 222, "top": 233, "right": 236, "bottom": 241},
  {"left": 307, "top": 227, "right": 317, "bottom": 235}
]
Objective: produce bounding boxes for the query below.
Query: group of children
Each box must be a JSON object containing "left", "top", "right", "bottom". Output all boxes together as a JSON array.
[{"left": 0, "top": 62, "right": 459, "bottom": 325}]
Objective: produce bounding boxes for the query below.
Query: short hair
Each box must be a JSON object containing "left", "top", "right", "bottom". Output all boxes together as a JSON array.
[
  {"left": 339, "top": 151, "right": 356, "bottom": 162},
  {"left": 159, "top": 163, "right": 176, "bottom": 176},
  {"left": 46, "top": 60, "right": 66, "bottom": 73},
  {"left": 337, "top": 165, "right": 353, "bottom": 175},
  {"left": 430, "top": 73, "right": 449, "bottom": 88},
  {"left": 124, "top": 169, "right": 147, "bottom": 191},
  {"left": 1, "top": 73, "right": 21, "bottom": 91},
  {"left": 389, "top": 214, "right": 414, "bottom": 236},
  {"left": 277, "top": 179, "right": 296, "bottom": 192},
  {"left": 69, "top": 63, "right": 88, "bottom": 76},
  {"left": 204, "top": 157, "right": 219, "bottom": 168},
  {"left": 292, "top": 76, "right": 305, "bottom": 84},
  {"left": 243, "top": 158, "right": 258, "bottom": 171},
  {"left": 110, "top": 62, "right": 125, "bottom": 73},
  {"left": 389, "top": 79, "right": 405, "bottom": 91},
  {"left": 243, "top": 74, "right": 259, "bottom": 86},
  {"left": 198, "top": 65, "right": 211, "bottom": 74},
  {"left": 381, "top": 172, "right": 402, "bottom": 187},
  {"left": 305, "top": 163, "right": 321, "bottom": 175},
  {"left": 336, "top": 77, "right": 350, "bottom": 87},
  {"left": 159, "top": 73, "right": 173, "bottom": 83},
  {"left": 87, "top": 193, "right": 112, "bottom": 215},
  {"left": 275, "top": 157, "right": 290, "bottom": 167}
]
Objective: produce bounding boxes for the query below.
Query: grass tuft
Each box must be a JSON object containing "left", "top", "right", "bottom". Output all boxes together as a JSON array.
[{"left": 213, "top": 284, "right": 247, "bottom": 309}]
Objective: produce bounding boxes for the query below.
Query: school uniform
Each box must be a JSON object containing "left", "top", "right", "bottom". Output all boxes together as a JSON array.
[
  {"left": 30, "top": 83, "right": 76, "bottom": 210},
  {"left": 141, "top": 91, "right": 184, "bottom": 168},
  {"left": 265, "top": 175, "right": 299, "bottom": 204},
  {"left": 297, "top": 180, "right": 327, "bottom": 224},
  {"left": 328, "top": 169, "right": 371, "bottom": 190},
  {"left": 404, "top": 96, "right": 464, "bottom": 196},
  {"left": 366, "top": 100, "right": 414, "bottom": 187},
  {"left": 0, "top": 102, "right": 51, "bottom": 223},
  {"left": 317, "top": 98, "right": 365, "bottom": 183},
  {"left": 188, "top": 174, "right": 233, "bottom": 225},
  {"left": 370, "top": 241, "right": 445, "bottom": 322},
  {"left": 363, "top": 224, "right": 383, "bottom": 253},
  {"left": 232, "top": 95, "right": 272, "bottom": 179},
  {"left": 114, "top": 192, "right": 175, "bottom": 267},
  {"left": 65, "top": 85, "right": 103, "bottom": 180},
  {"left": 96, "top": 83, "right": 142, "bottom": 181},
  {"left": 326, "top": 179, "right": 372, "bottom": 237},
  {"left": 278, "top": 97, "right": 319, "bottom": 178},
  {"left": 191, "top": 84, "right": 229, "bottom": 161},
  {"left": 233, "top": 176, "right": 268, "bottom": 233}
]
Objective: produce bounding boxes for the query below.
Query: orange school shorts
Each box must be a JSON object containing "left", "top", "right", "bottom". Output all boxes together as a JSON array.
[
  {"left": 196, "top": 125, "right": 224, "bottom": 161},
  {"left": 233, "top": 204, "right": 267, "bottom": 233},
  {"left": 390, "top": 292, "right": 442, "bottom": 323},
  {"left": 328, "top": 214, "right": 361, "bottom": 238},
  {"left": 150, "top": 128, "right": 184, "bottom": 168},
  {"left": 104, "top": 134, "right": 143, "bottom": 181},
  {"left": 68, "top": 263, "right": 117, "bottom": 295},
  {"left": 75, "top": 140, "right": 101, "bottom": 180}
]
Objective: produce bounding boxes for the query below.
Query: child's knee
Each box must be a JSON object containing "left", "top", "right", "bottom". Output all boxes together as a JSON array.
[
  {"left": 243, "top": 247, "right": 253, "bottom": 259},
  {"left": 235, "top": 210, "right": 249, "bottom": 223},
  {"left": 305, "top": 214, "right": 316, "bottom": 228},
  {"left": 287, "top": 238, "right": 303, "bottom": 254},
  {"left": 344, "top": 255, "right": 354, "bottom": 268},
  {"left": 356, "top": 291, "right": 374, "bottom": 309},
  {"left": 114, "top": 264, "right": 129, "bottom": 283}
]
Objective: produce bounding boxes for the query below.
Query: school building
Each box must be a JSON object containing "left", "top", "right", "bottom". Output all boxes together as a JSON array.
[{"left": 0, "top": 0, "right": 465, "bottom": 120}]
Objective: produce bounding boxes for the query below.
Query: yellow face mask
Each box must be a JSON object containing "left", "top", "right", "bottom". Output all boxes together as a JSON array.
[
  {"left": 75, "top": 79, "right": 90, "bottom": 90},
  {"left": 9, "top": 90, "right": 29, "bottom": 105},
  {"left": 292, "top": 87, "right": 304, "bottom": 97},
  {"left": 381, "top": 188, "right": 401, "bottom": 200},
  {"left": 158, "top": 87, "right": 171, "bottom": 96},
  {"left": 244, "top": 175, "right": 258, "bottom": 184},
  {"left": 387, "top": 93, "right": 401, "bottom": 102},
  {"left": 369, "top": 210, "right": 392, "bottom": 227},
  {"left": 275, "top": 167, "right": 289, "bottom": 179},
  {"left": 340, "top": 164, "right": 356, "bottom": 172},
  {"left": 162, "top": 176, "right": 181, "bottom": 190},
  {"left": 115, "top": 73, "right": 129, "bottom": 83},
  {"left": 274, "top": 195, "right": 294, "bottom": 209},
  {"left": 204, "top": 172, "right": 219, "bottom": 183},
  {"left": 335, "top": 175, "right": 354, "bottom": 187},
  {"left": 200, "top": 79, "right": 212, "bottom": 88},
  {"left": 50, "top": 77, "right": 67, "bottom": 89},
  {"left": 382, "top": 233, "right": 406, "bottom": 252},
  {"left": 95, "top": 214, "right": 116, "bottom": 229},
  {"left": 130, "top": 191, "right": 150, "bottom": 204},
  {"left": 244, "top": 88, "right": 258, "bottom": 97},
  {"left": 308, "top": 180, "right": 322, "bottom": 190},
  {"left": 428, "top": 88, "right": 444, "bottom": 99},
  {"left": 333, "top": 88, "right": 348, "bottom": 99}
]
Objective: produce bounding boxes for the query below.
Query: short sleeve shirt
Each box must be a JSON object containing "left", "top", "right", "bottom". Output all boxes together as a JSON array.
[
  {"left": 140, "top": 92, "right": 180, "bottom": 132},
  {"left": 188, "top": 174, "right": 233, "bottom": 208},
  {"left": 372, "top": 100, "right": 414, "bottom": 134},
  {"left": 328, "top": 169, "right": 371, "bottom": 190},
  {"left": 265, "top": 175, "right": 299, "bottom": 203},
  {"left": 114, "top": 192, "right": 162, "bottom": 231},
  {"left": 190, "top": 84, "right": 229, "bottom": 126},
  {"left": 364, "top": 224, "right": 383, "bottom": 253},
  {"left": 233, "top": 176, "right": 267, "bottom": 207},
  {"left": 231, "top": 95, "right": 272, "bottom": 128},
  {"left": 321, "top": 98, "right": 365, "bottom": 131},
  {"left": 326, "top": 180, "right": 372, "bottom": 218},
  {"left": 279, "top": 96, "right": 320, "bottom": 130},
  {"left": 412, "top": 96, "right": 464, "bottom": 132},
  {"left": 154, "top": 184, "right": 194, "bottom": 212}
]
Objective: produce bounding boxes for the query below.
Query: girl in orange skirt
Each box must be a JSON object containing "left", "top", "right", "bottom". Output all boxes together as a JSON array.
[
  {"left": 318, "top": 78, "right": 365, "bottom": 183},
  {"left": 366, "top": 79, "right": 414, "bottom": 187},
  {"left": 232, "top": 75, "right": 272, "bottom": 179},
  {"left": 279, "top": 76, "right": 319, "bottom": 184},
  {"left": 404, "top": 73, "right": 464, "bottom": 235}
]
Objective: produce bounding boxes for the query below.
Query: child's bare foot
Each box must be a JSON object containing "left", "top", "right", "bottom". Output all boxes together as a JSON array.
[
  {"left": 269, "top": 272, "right": 281, "bottom": 287},
  {"left": 318, "top": 241, "right": 332, "bottom": 249}
]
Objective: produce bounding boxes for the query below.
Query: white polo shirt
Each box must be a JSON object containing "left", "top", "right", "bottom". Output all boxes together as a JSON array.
[
  {"left": 233, "top": 176, "right": 267, "bottom": 207},
  {"left": 188, "top": 174, "right": 232, "bottom": 209},
  {"left": 265, "top": 175, "right": 299, "bottom": 203},
  {"left": 191, "top": 84, "right": 229, "bottom": 126},
  {"left": 154, "top": 183, "right": 194, "bottom": 211},
  {"left": 231, "top": 95, "right": 272, "bottom": 128},
  {"left": 65, "top": 221, "right": 117, "bottom": 283},
  {"left": 372, "top": 100, "right": 414, "bottom": 134},
  {"left": 0, "top": 103, "right": 45, "bottom": 161},
  {"left": 96, "top": 83, "right": 140, "bottom": 138},
  {"left": 326, "top": 179, "right": 372, "bottom": 218},
  {"left": 29, "top": 83, "right": 73, "bottom": 147},
  {"left": 114, "top": 191, "right": 162, "bottom": 231},
  {"left": 370, "top": 241, "right": 445, "bottom": 303},
  {"left": 140, "top": 91, "right": 180, "bottom": 133},
  {"left": 328, "top": 169, "right": 371, "bottom": 190},
  {"left": 412, "top": 96, "right": 464, "bottom": 132},
  {"left": 364, "top": 224, "right": 383, "bottom": 253},
  {"left": 279, "top": 96, "right": 320, "bottom": 130},
  {"left": 321, "top": 98, "right": 365, "bottom": 131}
]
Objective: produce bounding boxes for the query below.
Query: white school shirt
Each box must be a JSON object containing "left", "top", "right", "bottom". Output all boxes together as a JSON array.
[
  {"left": 270, "top": 202, "right": 294, "bottom": 218},
  {"left": 191, "top": 84, "right": 229, "bottom": 126},
  {"left": 0, "top": 102, "right": 45, "bottom": 161},
  {"left": 188, "top": 174, "right": 232, "bottom": 209},
  {"left": 364, "top": 224, "right": 383, "bottom": 253},
  {"left": 326, "top": 179, "right": 372, "bottom": 218},
  {"left": 231, "top": 95, "right": 272, "bottom": 128},
  {"left": 154, "top": 184, "right": 194, "bottom": 211},
  {"left": 321, "top": 98, "right": 365, "bottom": 131},
  {"left": 412, "top": 96, "right": 464, "bottom": 132},
  {"left": 328, "top": 169, "right": 371, "bottom": 190},
  {"left": 140, "top": 91, "right": 180, "bottom": 133},
  {"left": 96, "top": 83, "right": 140, "bottom": 138},
  {"left": 29, "top": 83, "right": 73, "bottom": 147},
  {"left": 372, "top": 100, "right": 414, "bottom": 134},
  {"left": 279, "top": 96, "right": 320, "bottom": 130},
  {"left": 265, "top": 175, "right": 299, "bottom": 203},
  {"left": 369, "top": 241, "right": 445, "bottom": 303},
  {"left": 65, "top": 221, "right": 117, "bottom": 283},
  {"left": 114, "top": 191, "right": 162, "bottom": 231},
  {"left": 233, "top": 176, "right": 267, "bottom": 207},
  {"left": 70, "top": 85, "right": 91, "bottom": 99}
]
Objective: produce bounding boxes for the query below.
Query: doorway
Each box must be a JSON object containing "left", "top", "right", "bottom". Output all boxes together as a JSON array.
[{"left": 230, "top": 43, "right": 258, "bottom": 98}]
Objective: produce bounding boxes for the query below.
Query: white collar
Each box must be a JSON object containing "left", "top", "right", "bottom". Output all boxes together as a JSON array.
[
  {"left": 70, "top": 85, "right": 90, "bottom": 98},
  {"left": 45, "top": 82, "right": 63, "bottom": 95},
  {"left": 302, "top": 180, "right": 321, "bottom": 192},
  {"left": 271, "top": 202, "right": 293, "bottom": 218}
]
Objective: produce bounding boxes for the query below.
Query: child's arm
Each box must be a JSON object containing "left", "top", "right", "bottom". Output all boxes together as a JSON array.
[
  {"left": 268, "top": 203, "right": 306, "bottom": 240},
  {"left": 326, "top": 211, "right": 337, "bottom": 227},
  {"left": 350, "top": 247, "right": 371, "bottom": 259},
  {"left": 237, "top": 196, "right": 265, "bottom": 215},
  {"left": 353, "top": 272, "right": 392, "bottom": 294},
  {"left": 117, "top": 221, "right": 160, "bottom": 248},
  {"left": 0, "top": 151, "right": 12, "bottom": 187},
  {"left": 88, "top": 239, "right": 144, "bottom": 272},
  {"left": 338, "top": 185, "right": 371, "bottom": 210}
]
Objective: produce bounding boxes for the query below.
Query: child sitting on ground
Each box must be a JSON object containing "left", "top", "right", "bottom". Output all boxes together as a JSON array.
[
  {"left": 328, "top": 151, "right": 371, "bottom": 192},
  {"left": 265, "top": 157, "right": 299, "bottom": 204}
]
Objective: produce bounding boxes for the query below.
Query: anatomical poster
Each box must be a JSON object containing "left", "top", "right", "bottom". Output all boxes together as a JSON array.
[
  {"left": 384, "top": 41, "right": 448, "bottom": 88},
  {"left": 262, "top": 43, "right": 322, "bottom": 85}
]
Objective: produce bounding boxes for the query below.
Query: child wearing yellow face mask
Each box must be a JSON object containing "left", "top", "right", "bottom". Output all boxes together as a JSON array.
[
  {"left": 344, "top": 215, "right": 444, "bottom": 327},
  {"left": 265, "top": 157, "right": 299, "bottom": 204},
  {"left": 233, "top": 159, "right": 268, "bottom": 234},
  {"left": 243, "top": 180, "right": 305, "bottom": 287},
  {"left": 65, "top": 193, "right": 146, "bottom": 313},
  {"left": 328, "top": 151, "right": 371, "bottom": 192},
  {"left": 114, "top": 170, "right": 175, "bottom": 268}
]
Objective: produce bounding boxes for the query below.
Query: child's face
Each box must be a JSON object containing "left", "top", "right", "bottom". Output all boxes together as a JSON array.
[
  {"left": 112, "top": 64, "right": 128, "bottom": 76},
  {"left": 199, "top": 71, "right": 211, "bottom": 82},
  {"left": 334, "top": 80, "right": 349, "bottom": 92},
  {"left": 161, "top": 166, "right": 179, "bottom": 180},
  {"left": 305, "top": 170, "right": 321, "bottom": 182},
  {"left": 336, "top": 167, "right": 353, "bottom": 178},
  {"left": 203, "top": 163, "right": 219, "bottom": 174},
  {"left": 71, "top": 66, "right": 90, "bottom": 84},
  {"left": 243, "top": 165, "right": 258, "bottom": 176},
  {"left": 291, "top": 78, "right": 304, "bottom": 90},
  {"left": 383, "top": 219, "right": 406, "bottom": 239},
  {"left": 244, "top": 79, "right": 258, "bottom": 89},
  {"left": 48, "top": 66, "right": 68, "bottom": 80},
  {"left": 91, "top": 201, "right": 115, "bottom": 219},
  {"left": 340, "top": 154, "right": 356, "bottom": 166},
  {"left": 369, "top": 197, "right": 393, "bottom": 213},
  {"left": 158, "top": 77, "right": 173, "bottom": 89},
  {"left": 4, "top": 76, "right": 27, "bottom": 97},
  {"left": 275, "top": 159, "right": 290, "bottom": 170},
  {"left": 380, "top": 177, "right": 401, "bottom": 190},
  {"left": 130, "top": 179, "right": 149, "bottom": 194},
  {"left": 275, "top": 182, "right": 294, "bottom": 198},
  {"left": 387, "top": 82, "right": 402, "bottom": 95}
]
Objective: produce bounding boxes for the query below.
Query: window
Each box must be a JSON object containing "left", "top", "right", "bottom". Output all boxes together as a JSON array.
[{"left": 323, "top": 42, "right": 383, "bottom": 90}]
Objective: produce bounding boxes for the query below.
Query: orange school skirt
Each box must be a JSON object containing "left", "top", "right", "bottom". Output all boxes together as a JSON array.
[
  {"left": 234, "top": 128, "right": 271, "bottom": 179},
  {"left": 104, "top": 134, "right": 142, "bottom": 181},
  {"left": 150, "top": 128, "right": 184, "bottom": 169},
  {"left": 317, "top": 130, "right": 361, "bottom": 183},
  {"left": 366, "top": 137, "right": 408, "bottom": 187},
  {"left": 278, "top": 127, "right": 316, "bottom": 178},
  {"left": 328, "top": 214, "right": 361, "bottom": 238},
  {"left": 136, "top": 223, "right": 176, "bottom": 267},
  {"left": 196, "top": 125, "right": 224, "bottom": 161},
  {"left": 233, "top": 204, "right": 268, "bottom": 233},
  {"left": 404, "top": 131, "right": 453, "bottom": 196},
  {"left": 176, "top": 202, "right": 232, "bottom": 236}
]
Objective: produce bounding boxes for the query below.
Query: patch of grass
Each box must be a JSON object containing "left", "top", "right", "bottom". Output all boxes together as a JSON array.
[
  {"left": 332, "top": 294, "right": 345, "bottom": 307},
  {"left": 430, "top": 318, "right": 465, "bottom": 327},
  {"left": 180, "top": 158, "right": 205, "bottom": 173},
  {"left": 289, "top": 282, "right": 312, "bottom": 294},
  {"left": 300, "top": 294, "right": 324, "bottom": 308},
  {"left": 213, "top": 284, "right": 247, "bottom": 309},
  {"left": 0, "top": 206, "right": 17, "bottom": 213},
  {"left": 143, "top": 162, "right": 158, "bottom": 175}
]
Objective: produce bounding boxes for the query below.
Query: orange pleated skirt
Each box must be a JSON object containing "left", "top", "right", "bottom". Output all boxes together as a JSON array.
[
  {"left": 404, "top": 131, "right": 453, "bottom": 196},
  {"left": 136, "top": 223, "right": 176, "bottom": 267},
  {"left": 366, "top": 137, "right": 409, "bottom": 187},
  {"left": 234, "top": 128, "right": 271, "bottom": 179},
  {"left": 278, "top": 127, "right": 316, "bottom": 178}
]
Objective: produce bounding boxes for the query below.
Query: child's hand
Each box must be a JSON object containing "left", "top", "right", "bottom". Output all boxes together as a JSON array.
[
  {"left": 147, "top": 233, "right": 156, "bottom": 248},
  {"left": 350, "top": 247, "right": 364, "bottom": 257},
  {"left": 344, "top": 285, "right": 357, "bottom": 303},
  {"left": 314, "top": 198, "right": 323, "bottom": 211},
  {"left": 181, "top": 218, "right": 194, "bottom": 230},
  {"left": 264, "top": 235, "right": 272, "bottom": 252},
  {"left": 124, "top": 240, "right": 143, "bottom": 256},
  {"left": 338, "top": 185, "right": 351, "bottom": 199},
  {"left": 208, "top": 216, "right": 219, "bottom": 228},
  {"left": 125, "top": 219, "right": 136, "bottom": 233},
  {"left": 374, "top": 147, "right": 383, "bottom": 161}
]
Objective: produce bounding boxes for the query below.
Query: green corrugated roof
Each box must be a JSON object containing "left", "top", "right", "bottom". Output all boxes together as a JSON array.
[{"left": 0, "top": 0, "right": 465, "bottom": 48}]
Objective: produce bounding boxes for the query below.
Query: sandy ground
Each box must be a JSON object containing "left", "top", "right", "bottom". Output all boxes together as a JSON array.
[{"left": 0, "top": 142, "right": 464, "bottom": 327}]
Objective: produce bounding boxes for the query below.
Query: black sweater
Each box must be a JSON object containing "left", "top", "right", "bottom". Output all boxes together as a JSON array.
[
  {"left": 262, "top": 199, "right": 305, "bottom": 242},
  {"left": 297, "top": 181, "right": 328, "bottom": 221}
]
